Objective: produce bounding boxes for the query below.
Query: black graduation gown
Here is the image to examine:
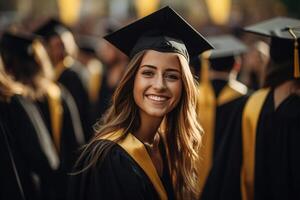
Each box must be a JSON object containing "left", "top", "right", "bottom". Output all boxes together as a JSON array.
[
  {"left": 254, "top": 90, "right": 300, "bottom": 200},
  {"left": 35, "top": 86, "right": 85, "bottom": 171},
  {"left": 201, "top": 95, "right": 249, "bottom": 200},
  {"left": 211, "top": 79, "right": 249, "bottom": 159},
  {"left": 94, "top": 73, "right": 115, "bottom": 121},
  {"left": 35, "top": 86, "right": 85, "bottom": 199},
  {"left": 67, "top": 140, "right": 175, "bottom": 200},
  {"left": 202, "top": 89, "right": 300, "bottom": 200},
  {"left": 58, "top": 60, "right": 93, "bottom": 141},
  {"left": 0, "top": 105, "right": 27, "bottom": 200},
  {"left": 0, "top": 95, "right": 59, "bottom": 200}
]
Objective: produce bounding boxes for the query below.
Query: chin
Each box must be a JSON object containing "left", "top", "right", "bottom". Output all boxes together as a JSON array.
[{"left": 144, "top": 109, "right": 169, "bottom": 118}]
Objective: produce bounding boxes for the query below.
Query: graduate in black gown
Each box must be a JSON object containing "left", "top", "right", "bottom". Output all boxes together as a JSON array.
[
  {"left": 0, "top": 31, "right": 85, "bottom": 199},
  {"left": 96, "top": 19, "right": 129, "bottom": 120},
  {"left": 197, "top": 35, "right": 249, "bottom": 197},
  {"left": 240, "top": 17, "right": 300, "bottom": 200},
  {"left": 201, "top": 17, "right": 300, "bottom": 200},
  {"left": 68, "top": 6, "right": 213, "bottom": 200},
  {"left": 0, "top": 56, "right": 59, "bottom": 200},
  {"left": 76, "top": 34, "right": 105, "bottom": 124},
  {"left": 0, "top": 59, "right": 27, "bottom": 200},
  {"left": 34, "top": 19, "right": 93, "bottom": 141}
]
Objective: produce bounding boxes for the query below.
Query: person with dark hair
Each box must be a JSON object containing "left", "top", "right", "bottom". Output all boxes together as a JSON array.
[
  {"left": 0, "top": 53, "right": 59, "bottom": 200},
  {"left": 68, "top": 6, "right": 213, "bottom": 200},
  {"left": 197, "top": 35, "right": 249, "bottom": 198},
  {"left": 76, "top": 34, "right": 105, "bottom": 124},
  {"left": 240, "top": 17, "right": 300, "bottom": 200},
  {"left": 0, "top": 31, "right": 85, "bottom": 199},
  {"left": 34, "top": 18, "right": 93, "bottom": 141},
  {"left": 96, "top": 18, "right": 129, "bottom": 119},
  {"left": 200, "top": 17, "right": 300, "bottom": 200}
]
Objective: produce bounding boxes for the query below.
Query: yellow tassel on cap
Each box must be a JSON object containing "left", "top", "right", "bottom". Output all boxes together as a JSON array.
[
  {"left": 293, "top": 40, "right": 300, "bottom": 78},
  {"left": 288, "top": 28, "right": 300, "bottom": 78}
]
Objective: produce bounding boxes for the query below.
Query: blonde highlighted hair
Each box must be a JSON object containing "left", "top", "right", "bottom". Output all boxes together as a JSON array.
[
  {"left": 1, "top": 39, "right": 54, "bottom": 101},
  {"left": 0, "top": 57, "right": 23, "bottom": 101},
  {"left": 79, "top": 50, "right": 203, "bottom": 199}
]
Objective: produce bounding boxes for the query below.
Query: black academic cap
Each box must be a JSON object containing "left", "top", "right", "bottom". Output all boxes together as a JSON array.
[
  {"left": 104, "top": 6, "right": 213, "bottom": 62},
  {"left": 77, "top": 34, "right": 99, "bottom": 55},
  {"left": 208, "top": 35, "right": 247, "bottom": 59},
  {"left": 103, "top": 18, "right": 122, "bottom": 34},
  {"left": 244, "top": 17, "right": 300, "bottom": 78},
  {"left": 0, "top": 32, "right": 36, "bottom": 58},
  {"left": 34, "top": 18, "right": 69, "bottom": 40},
  {"left": 207, "top": 35, "right": 247, "bottom": 71}
]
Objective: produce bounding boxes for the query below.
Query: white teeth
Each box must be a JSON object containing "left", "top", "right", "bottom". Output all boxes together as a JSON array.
[{"left": 147, "top": 95, "right": 167, "bottom": 102}]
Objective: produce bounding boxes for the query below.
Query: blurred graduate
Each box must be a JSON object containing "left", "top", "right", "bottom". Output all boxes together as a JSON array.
[
  {"left": 200, "top": 17, "right": 300, "bottom": 200},
  {"left": 197, "top": 35, "right": 249, "bottom": 198}
]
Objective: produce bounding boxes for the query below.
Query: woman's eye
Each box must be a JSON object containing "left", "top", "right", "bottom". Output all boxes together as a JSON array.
[
  {"left": 141, "top": 70, "right": 154, "bottom": 76},
  {"left": 165, "top": 74, "right": 179, "bottom": 80}
]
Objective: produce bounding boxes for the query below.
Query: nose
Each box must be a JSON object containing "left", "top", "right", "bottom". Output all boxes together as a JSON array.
[{"left": 153, "top": 74, "right": 166, "bottom": 91}]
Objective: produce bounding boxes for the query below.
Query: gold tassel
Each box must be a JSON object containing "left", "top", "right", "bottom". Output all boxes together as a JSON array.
[
  {"left": 288, "top": 28, "right": 300, "bottom": 78},
  {"left": 294, "top": 40, "right": 300, "bottom": 78},
  {"left": 200, "top": 50, "right": 211, "bottom": 84}
]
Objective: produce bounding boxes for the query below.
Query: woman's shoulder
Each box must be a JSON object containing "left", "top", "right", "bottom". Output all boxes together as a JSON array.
[
  {"left": 77, "top": 138, "right": 136, "bottom": 170},
  {"left": 69, "top": 138, "right": 158, "bottom": 200}
]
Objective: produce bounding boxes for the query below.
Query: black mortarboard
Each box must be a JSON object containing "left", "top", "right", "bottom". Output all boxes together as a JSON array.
[
  {"left": 77, "top": 34, "right": 99, "bottom": 55},
  {"left": 104, "top": 6, "right": 213, "bottom": 62},
  {"left": 0, "top": 32, "right": 36, "bottom": 58},
  {"left": 34, "top": 18, "right": 69, "bottom": 40},
  {"left": 207, "top": 35, "right": 247, "bottom": 71},
  {"left": 208, "top": 35, "right": 247, "bottom": 59},
  {"left": 244, "top": 17, "right": 300, "bottom": 78}
]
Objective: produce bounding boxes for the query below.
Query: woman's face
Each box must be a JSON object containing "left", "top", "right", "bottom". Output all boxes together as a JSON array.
[
  {"left": 48, "top": 36, "right": 66, "bottom": 66},
  {"left": 133, "top": 50, "right": 182, "bottom": 120}
]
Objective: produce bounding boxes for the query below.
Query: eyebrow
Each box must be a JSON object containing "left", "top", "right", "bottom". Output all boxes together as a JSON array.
[{"left": 140, "top": 65, "right": 181, "bottom": 73}]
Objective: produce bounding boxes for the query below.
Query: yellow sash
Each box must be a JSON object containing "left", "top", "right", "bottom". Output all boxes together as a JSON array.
[
  {"left": 101, "top": 131, "right": 168, "bottom": 200},
  {"left": 197, "top": 80, "right": 247, "bottom": 195},
  {"left": 46, "top": 82, "right": 63, "bottom": 153},
  {"left": 87, "top": 59, "right": 103, "bottom": 103},
  {"left": 241, "top": 88, "right": 270, "bottom": 200},
  {"left": 55, "top": 56, "right": 74, "bottom": 81}
]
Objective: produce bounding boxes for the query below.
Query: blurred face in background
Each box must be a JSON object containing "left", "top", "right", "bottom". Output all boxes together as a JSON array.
[
  {"left": 99, "top": 40, "right": 122, "bottom": 66},
  {"left": 47, "top": 35, "right": 67, "bottom": 66}
]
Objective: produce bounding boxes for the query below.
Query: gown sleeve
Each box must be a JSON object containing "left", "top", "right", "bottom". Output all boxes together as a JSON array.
[{"left": 68, "top": 140, "right": 158, "bottom": 200}]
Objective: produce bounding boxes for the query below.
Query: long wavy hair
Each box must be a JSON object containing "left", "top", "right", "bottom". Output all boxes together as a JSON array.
[
  {"left": 1, "top": 39, "right": 52, "bottom": 101},
  {"left": 78, "top": 50, "right": 203, "bottom": 199},
  {"left": 0, "top": 57, "right": 23, "bottom": 101}
]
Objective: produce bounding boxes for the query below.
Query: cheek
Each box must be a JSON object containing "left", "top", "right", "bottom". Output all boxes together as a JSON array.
[
  {"left": 133, "top": 76, "right": 144, "bottom": 104},
  {"left": 170, "top": 82, "right": 183, "bottom": 106}
]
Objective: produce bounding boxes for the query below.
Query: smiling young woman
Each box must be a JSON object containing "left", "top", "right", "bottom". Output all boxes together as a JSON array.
[{"left": 68, "top": 6, "right": 213, "bottom": 200}]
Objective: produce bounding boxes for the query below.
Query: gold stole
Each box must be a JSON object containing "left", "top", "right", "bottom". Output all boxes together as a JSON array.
[
  {"left": 241, "top": 88, "right": 270, "bottom": 200},
  {"left": 87, "top": 59, "right": 103, "bottom": 103},
  {"left": 55, "top": 56, "right": 74, "bottom": 81},
  {"left": 102, "top": 130, "right": 168, "bottom": 200},
  {"left": 46, "top": 82, "right": 63, "bottom": 153},
  {"left": 197, "top": 79, "right": 247, "bottom": 196}
]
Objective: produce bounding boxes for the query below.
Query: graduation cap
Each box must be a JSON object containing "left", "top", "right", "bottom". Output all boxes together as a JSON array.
[
  {"left": 34, "top": 18, "right": 69, "bottom": 40},
  {"left": 244, "top": 17, "right": 300, "bottom": 78},
  {"left": 104, "top": 6, "right": 213, "bottom": 62},
  {"left": 77, "top": 34, "right": 99, "bottom": 55},
  {"left": 207, "top": 35, "right": 247, "bottom": 71},
  {"left": 0, "top": 32, "right": 36, "bottom": 58}
]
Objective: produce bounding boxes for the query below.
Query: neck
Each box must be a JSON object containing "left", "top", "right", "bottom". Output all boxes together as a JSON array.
[
  {"left": 274, "top": 80, "right": 299, "bottom": 109},
  {"left": 209, "top": 70, "right": 230, "bottom": 81},
  {"left": 134, "top": 114, "right": 163, "bottom": 144}
]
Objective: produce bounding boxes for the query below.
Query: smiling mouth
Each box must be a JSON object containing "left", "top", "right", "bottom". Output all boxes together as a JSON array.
[{"left": 146, "top": 95, "right": 169, "bottom": 102}]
